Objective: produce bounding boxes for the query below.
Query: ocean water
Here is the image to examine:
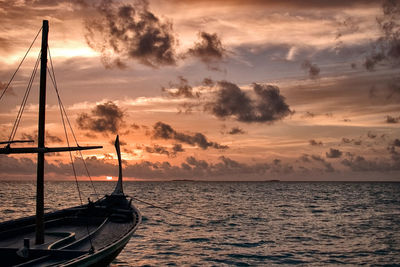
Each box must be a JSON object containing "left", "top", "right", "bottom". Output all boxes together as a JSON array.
[{"left": 0, "top": 181, "right": 399, "bottom": 266}]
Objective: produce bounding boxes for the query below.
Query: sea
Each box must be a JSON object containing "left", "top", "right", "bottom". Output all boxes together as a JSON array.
[{"left": 0, "top": 181, "right": 399, "bottom": 266}]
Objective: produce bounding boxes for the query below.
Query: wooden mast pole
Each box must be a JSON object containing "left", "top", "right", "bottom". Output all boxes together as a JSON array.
[{"left": 36, "top": 19, "right": 48, "bottom": 245}]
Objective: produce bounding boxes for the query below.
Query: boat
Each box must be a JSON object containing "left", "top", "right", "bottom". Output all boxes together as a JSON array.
[{"left": 0, "top": 20, "right": 141, "bottom": 266}]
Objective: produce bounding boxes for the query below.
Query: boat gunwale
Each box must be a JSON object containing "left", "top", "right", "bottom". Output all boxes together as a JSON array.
[{"left": 58, "top": 205, "right": 142, "bottom": 267}]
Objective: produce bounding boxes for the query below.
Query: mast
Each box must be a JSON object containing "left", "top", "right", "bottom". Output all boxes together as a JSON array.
[
  {"left": 36, "top": 19, "right": 48, "bottom": 245},
  {"left": 0, "top": 20, "right": 103, "bottom": 244}
]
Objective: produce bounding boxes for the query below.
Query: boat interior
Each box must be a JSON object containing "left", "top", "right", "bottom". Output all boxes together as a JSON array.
[{"left": 0, "top": 194, "right": 139, "bottom": 266}]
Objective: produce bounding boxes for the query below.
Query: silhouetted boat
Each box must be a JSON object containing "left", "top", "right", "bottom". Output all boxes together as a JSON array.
[{"left": 0, "top": 20, "right": 141, "bottom": 266}]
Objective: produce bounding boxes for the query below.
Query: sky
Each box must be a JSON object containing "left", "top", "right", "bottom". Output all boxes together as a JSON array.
[{"left": 0, "top": 0, "right": 399, "bottom": 181}]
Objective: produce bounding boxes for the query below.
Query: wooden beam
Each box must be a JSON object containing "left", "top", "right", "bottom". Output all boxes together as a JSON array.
[{"left": 0, "top": 146, "right": 103, "bottom": 154}]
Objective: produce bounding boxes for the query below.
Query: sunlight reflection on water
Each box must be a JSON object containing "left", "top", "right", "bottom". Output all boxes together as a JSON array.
[{"left": 1, "top": 181, "right": 399, "bottom": 266}]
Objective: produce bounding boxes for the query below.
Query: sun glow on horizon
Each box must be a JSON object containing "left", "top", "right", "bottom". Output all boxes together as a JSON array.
[{"left": 106, "top": 176, "right": 113, "bottom": 180}]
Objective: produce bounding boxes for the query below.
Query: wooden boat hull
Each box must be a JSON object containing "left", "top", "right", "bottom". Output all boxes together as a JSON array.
[{"left": 0, "top": 194, "right": 141, "bottom": 267}]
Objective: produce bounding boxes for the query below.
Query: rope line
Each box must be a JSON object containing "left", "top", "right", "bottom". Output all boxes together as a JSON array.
[
  {"left": 47, "top": 47, "right": 99, "bottom": 199},
  {"left": 128, "top": 195, "right": 206, "bottom": 221},
  {"left": 0, "top": 26, "right": 42, "bottom": 101},
  {"left": 47, "top": 46, "right": 95, "bottom": 251},
  {"left": 8, "top": 51, "right": 41, "bottom": 142}
]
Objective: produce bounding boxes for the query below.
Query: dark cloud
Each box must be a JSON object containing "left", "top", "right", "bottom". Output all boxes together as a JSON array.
[
  {"left": 309, "top": 139, "right": 323, "bottom": 146},
  {"left": 186, "top": 31, "right": 226, "bottom": 70},
  {"left": 341, "top": 155, "right": 400, "bottom": 171},
  {"left": 111, "top": 138, "right": 127, "bottom": 147},
  {"left": 342, "top": 138, "right": 362, "bottom": 145},
  {"left": 334, "top": 17, "right": 361, "bottom": 55},
  {"left": 0, "top": 154, "right": 77, "bottom": 178},
  {"left": 46, "top": 133, "right": 63, "bottom": 144},
  {"left": 300, "top": 154, "right": 335, "bottom": 172},
  {"left": 131, "top": 123, "right": 141, "bottom": 130},
  {"left": 162, "top": 76, "right": 199, "bottom": 98},
  {"left": 301, "top": 60, "right": 320, "bottom": 79},
  {"left": 123, "top": 155, "right": 272, "bottom": 179},
  {"left": 228, "top": 127, "right": 245, "bottom": 135},
  {"left": 166, "top": 0, "right": 381, "bottom": 8},
  {"left": 152, "top": 121, "right": 228, "bottom": 150},
  {"left": 144, "top": 144, "right": 171, "bottom": 157},
  {"left": 392, "top": 139, "right": 400, "bottom": 147},
  {"left": 84, "top": 0, "right": 176, "bottom": 68},
  {"left": 141, "top": 143, "right": 184, "bottom": 158},
  {"left": 207, "top": 82, "right": 293, "bottom": 123},
  {"left": 310, "top": 154, "right": 335, "bottom": 172},
  {"left": 386, "top": 75, "right": 400, "bottom": 98},
  {"left": 364, "top": 0, "right": 400, "bottom": 71},
  {"left": 364, "top": 52, "right": 385, "bottom": 71},
  {"left": 302, "top": 111, "right": 316, "bottom": 118},
  {"left": 19, "top": 131, "right": 62, "bottom": 144},
  {"left": 164, "top": 79, "right": 292, "bottom": 124},
  {"left": 76, "top": 101, "right": 124, "bottom": 134},
  {"left": 342, "top": 137, "right": 353, "bottom": 144},
  {"left": 202, "top": 78, "right": 215, "bottom": 87},
  {"left": 186, "top": 156, "right": 209, "bottom": 169},
  {"left": 300, "top": 154, "right": 311, "bottom": 163},
  {"left": 335, "top": 17, "right": 360, "bottom": 40},
  {"left": 326, "top": 148, "right": 343, "bottom": 158},
  {"left": 367, "top": 131, "right": 377, "bottom": 139},
  {"left": 172, "top": 143, "right": 184, "bottom": 153},
  {"left": 387, "top": 145, "right": 400, "bottom": 161}
]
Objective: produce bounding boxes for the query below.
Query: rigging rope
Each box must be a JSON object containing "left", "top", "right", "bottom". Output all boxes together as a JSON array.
[
  {"left": 47, "top": 46, "right": 96, "bottom": 251},
  {"left": 8, "top": 51, "right": 41, "bottom": 142},
  {"left": 128, "top": 195, "right": 206, "bottom": 221},
  {"left": 47, "top": 46, "right": 99, "bottom": 200},
  {"left": 0, "top": 27, "right": 42, "bottom": 101}
]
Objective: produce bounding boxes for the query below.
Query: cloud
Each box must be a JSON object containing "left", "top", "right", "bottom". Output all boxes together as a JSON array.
[
  {"left": 364, "top": 0, "right": 400, "bottom": 71},
  {"left": 131, "top": 123, "right": 141, "bottom": 130},
  {"left": 163, "top": 79, "right": 292, "bottom": 124},
  {"left": 76, "top": 101, "right": 124, "bottom": 134},
  {"left": 19, "top": 131, "right": 62, "bottom": 144},
  {"left": 326, "top": 148, "right": 343, "bottom": 158},
  {"left": 186, "top": 31, "right": 227, "bottom": 70},
  {"left": 0, "top": 154, "right": 273, "bottom": 180},
  {"left": 152, "top": 121, "right": 228, "bottom": 150},
  {"left": 84, "top": 0, "right": 176, "bottom": 68},
  {"left": 228, "top": 127, "right": 245, "bottom": 135},
  {"left": 367, "top": 131, "right": 377, "bottom": 139},
  {"left": 342, "top": 138, "right": 362, "bottom": 145},
  {"left": 164, "top": 0, "right": 381, "bottom": 8},
  {"left": 310, "top": 154, "right": 335, "bottom": 172},
  {"left": 202, "top": 77, "right": 215, "bottom": 87},
  {"left": 207, "top": 82, "right": 293, "bottom": 123},
  {"left": 162, "top": 76, "right": 199, "bottom": 98},
  {"left": 341, "top": 155, "right": 399, "bottom": 171},
  {"left": 300, "top": 154, "right": 311, "bottom": 163},
  {"left": 392, "top": 139, "right": 400, "bottom": 147},
  {"left": 385, "top": 115, "right": 400, "bottom": 123},
  {"left": 309, "top": 139, "right": 323, "bottom": 146},
  {"left": 335, "top": 17, "right": 360, "bottom": 40},
  {"left": 301, "top": 60, "right": 320, "bottom": 79},
  {"left": 364, "top": 53, "right": 385, "bottom": 71},
  {"left": 302, "top": 111, "right": 316, "bottom": 118},
  {"left": 141, "top": 143, "right": 184, "bottom": 158},
  {"left": 144, "top": 144, "right": 170, "bottom": 157}
]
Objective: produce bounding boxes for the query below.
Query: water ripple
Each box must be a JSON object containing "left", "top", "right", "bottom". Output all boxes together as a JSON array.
[{"left": 1, "top": 181, "right": 400, "bottom": 265}]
